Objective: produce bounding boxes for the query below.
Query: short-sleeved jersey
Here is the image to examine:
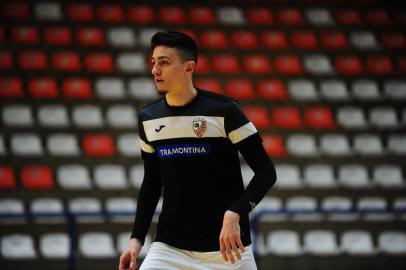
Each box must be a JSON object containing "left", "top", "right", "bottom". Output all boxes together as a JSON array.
[{"left": 136, "top": 89, "right": 259, "bottom": 251}]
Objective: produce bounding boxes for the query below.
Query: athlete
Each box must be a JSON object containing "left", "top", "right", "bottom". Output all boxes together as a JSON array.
[{"left": 119, "top": 31, "right": 277, "bottom": 270}]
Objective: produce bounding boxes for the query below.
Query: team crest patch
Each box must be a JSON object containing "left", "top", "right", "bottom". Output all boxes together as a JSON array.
[{"left": 192, "top": 117, "right": 207, "bottom": 137}]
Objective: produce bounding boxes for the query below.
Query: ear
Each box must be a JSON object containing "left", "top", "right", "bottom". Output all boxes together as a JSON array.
[{"left": 185, "top": 61, "right": 196, "bottom": 74}]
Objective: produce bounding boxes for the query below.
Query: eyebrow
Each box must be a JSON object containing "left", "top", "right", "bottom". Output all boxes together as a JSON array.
[{"left": 151, "top": 56, "right": 171, "bottom": 61}]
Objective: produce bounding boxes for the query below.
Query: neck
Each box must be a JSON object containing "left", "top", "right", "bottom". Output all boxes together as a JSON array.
[{"left": 165, "top": 83, "right": 197, "bottom": 107}]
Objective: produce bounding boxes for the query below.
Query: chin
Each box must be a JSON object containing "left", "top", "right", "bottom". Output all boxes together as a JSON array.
[{"left": 157, "top": 88, "right": 168, "bottom": 95}]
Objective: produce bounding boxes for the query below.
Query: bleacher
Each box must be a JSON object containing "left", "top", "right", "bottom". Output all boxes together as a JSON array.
[{"left": 0, "top": 0, "right": 405, "bottom": 269}]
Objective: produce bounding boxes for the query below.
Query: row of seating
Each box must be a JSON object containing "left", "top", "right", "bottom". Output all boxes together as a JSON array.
[
  {"left": 2, "top": 2, "right": 405, "bottom": 26},
  {"left": 2, "top": 26, "right": 404, "bottom": 51}
]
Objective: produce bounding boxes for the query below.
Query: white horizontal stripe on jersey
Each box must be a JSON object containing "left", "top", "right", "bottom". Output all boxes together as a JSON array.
[
  {"left": 143, "top": 116, "right": 226, "bottom": 142},
  {"left": 228, "top": 122, "right": 257, "bottom": 144},
  {"left": 139, "top": 138, "right": 155, "bottom": 153}
]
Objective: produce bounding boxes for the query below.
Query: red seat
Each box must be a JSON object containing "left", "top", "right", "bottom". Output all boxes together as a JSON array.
[
  {"left": 271, "top": 107, "right": 302, "bottom": 129},
  {"left": 200, "top": 30, "right": 228, "bottom": 49},
  {"left": 243, "top": 55, "right": 272, "bottom": 74},
  {"left": 83, "top": 134, "right": 116, "bottom": 157},
  {"left": 21, "top": 166, "right": 54, "bottom": 190},
  {"left": 0, "top": 77, "right": 23, "bottom": 98},
  {"left": 304, "top": 107, "right": 336, "bottom": 129},
  {"left": 277, "top": 9, "right": 305, "bottom": 25},
  {"left": 62, "top": 78, "right": 93, "bottom": 99},
  {"left": 194, "top": 79, "right": 222, "bottom": 94},
  {"left": 0, "top": 51, "right": 13, "bottom": 69},
  {"left": 195, "top": 54, "right": 210, "bottom": 74},
  {"left": 97, "top": 4, "right": 124, "bottom": 23},
  {"left": 174, "top": 29, "right": 197, "bottom": 42},
  {"left": 231, "top": 31, "right": 258, "bottom": 49},
  {"left": 77, "top": 27, "right": 105, "bottom": 46},
  {"left": 19, "top": 51, "right": 48, "bottom": 70},
  {"left": 247, "top": 8, "right": 274, "bottom": 25},
  {"left": 128, "top": 5, "right": 155, "bottom": 24},
  {"left": 366, "top": 56, "right": 393, "bottom": 75},
  {"left": 291, "top": 31, "right": 318, "bottom": 50},
  {"left": 320, "top": 31, "right": 348, "bottom": 50},
  {"left": 397, "top": 57, "right": 406, "bottom": 74},
  {"left": 335, "top": 9, "right": 363, "bottom": 25},
  {"left": 28, "top": 78, "right": 58, "bottom": 99},
  {"left": 67, "top": 3, "right": 94, "bottom": 21},
  {"left": 335, "top": 56, "right": 363, "bottom": 75},
  {"left": 189, "top": 7, "right": 215, "bottom": 24},
  {"left": 11, "top": 26, "right": 39, "bottom": 44},
  {"left": 84, "top": 53, "right": 114, "bottom": 73},
  {"left": 0, "top": 166, "right": 16, "bottom": 189},
  {"left": 381, "top": 33, "right": 405, "bottom": 49},
  {"left": 257, "top": 80, "right": 288, "bottom": 101},
  {"left": 52, "top": 52, "right": 81, "bottom": 71},
  {"left": 225, "top": 79, "right": 255, "bottom": 100},
  {"left": 44, "top": 27, "right": 72, "bottom": 45},
  {"left": 274, "top": 55, "right": 303, "bottom": 75},
  {"left": 1, "top": 2, "right": 29, "bottom": 20},
  {"left": 159, "top": 7, "right": 186, "bottom": 24},
  {"left": 211, "top": 55, "right": 240, "bottom": 74},
  {"left": 242, "top": 106, "right": 270, "bottom": 130},
  {"left": 365, "top": 10, "right": 391, "bottom": 25},
  {"left": 262, "top": 134, "right": 287, "bottom": 157},
  {"left": 261, "top": 31, "right": 289, "bottom": 50}
]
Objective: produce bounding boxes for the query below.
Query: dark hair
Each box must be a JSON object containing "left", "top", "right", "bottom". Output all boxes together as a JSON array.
[{"left": 151, "top": 31, "right": 198, "bottom": 64}]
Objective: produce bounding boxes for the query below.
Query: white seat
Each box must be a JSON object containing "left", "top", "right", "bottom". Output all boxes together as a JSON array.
[
  {"left": 94, "top": 165, "right": 127, "bottom": 190},
  {"left": 373, "top": 164, "right": 404, "bottom": 188},
  {"left": 378, "top": 231, "right": 406, "bottom": 254},
  {"left": 353, "top": 134, "right": 384, "bottom": 156},
  {"left": 338, "top": 164, "right": 371, "bottom": 188},
  {"left": 393, "top": 198, "right": 406, "bottom": 220},
  {"left": 35, "top": 2, "right": 62, "bottom": 20},
  {"left": 0, "top": 199, "right": 24, "bottom": 217},
  {"left": 129, "top": 164, "right": 144, "bottom": 189},
  {"left": 72, "top": 105, "right": 103, "bottom": 128},
  {"left": 2, "top": 105, "right": 33, "bottom": 126},
  {"left": 107, "top": 27, "right": 136, "bottom": 47},
  {"left": 305, "top": 8, "right": 334, "bottom": 26},
  {"left": 287, "top": 134, "right": 318, "bottom": 157},
  {"left": 267, "top": 230, "right": 303, "bottom": 256},
  {"left": 128, "top": 78, "right": 158, "bottom": 100},
  {"left": 57, "top": 165, "right": 92, "bottom": 190},
  {"left": 117, "top": 133, "right": 141, "bottom": 157},
  {"left": 106, "top": 105, "right": 137, "bottom": 128},
  {"left": 341, "top": 231, "right": 375, "bottom": 255},
  {"left": 350, "top": 31, "right": 379, "bottom": 50},
  {"left": 0, "top": 135, "right": 6, "bottom": 155},
  {"left": 304, "top": 230, "right": 339, "bottom": 255},
  {"left": 117, "top": 232, "right": 151, "bottom": 258},
  {"left": 40, "top": 233, "right": 69, "bottom": 259},
  {"left": 79, "top": 232, "right": 115, "bottom": 258},
  {"left": 68, "top": 197, "right": 103, "bottom": 223},
  {"left": 96, "top": 78, "right": 126, "bottom": 99},
  {"left": 30, "top": 198, "right": 64, "bottom": 215},
  {"left": 320, "top": 80, "right": 349, "bottom": 101},
  {"left": 255, "top": 197, "right": 286, "bottom": 222},
  {"left": 286, "top": 196, "right": 321, "bottom": 221},
  {"left": 388, "top": 135, "right": 406, "bottom": 155},
  {"left": 106, "top": 197, "right": 136, "bottom": 223},
  {"left": 321, "top": 196, "right": 356, "bottom": 221},
  {"left": 384, "top": 80, "right": 406, "bottom": 100},
  {"left": 11, "top": 133, "right": 43, "bottom": 156},
  {"left": 217, "top": 7, "right": 245, "bottom": 25},
  {"left": 288, "top": 80, "right": 318, "bottom": 100},
  {"left": 357, "top": 197, "right": 392, "bottom": 221},
  {"left": 38, "top": 105, "right": 69, "bottom": 127},
  {"left": 303, "top": 55, "right": 333, "bottom": 75},
  {"left": 273, "top": 164, "right": 302, "bottom": 189},
  {"left": 352, "top": 80, "right": 380, "bottom": 100},
  {"left": 47, "top": 134, "right": 80, "bottom": 156},
  {"left": 303, "top": 164, "right": 336, "bottom": 188},
  {"left": 320, "top": 134, "right": 351, "bottom": 156},
  {"left": 1, "top": 234, "right": 36, "bottom": 259},
  {"left": 117, "top": 53, "right": 146, "bottom": 73},
  {"left": 139, "top": 28, "right": 162, "bottom": 48},
  {"left": 369, "top": 107, "right": 398, "bottom": 129},
  {"left": 337, "top": 107, "right": 367, "bottom": 129}
]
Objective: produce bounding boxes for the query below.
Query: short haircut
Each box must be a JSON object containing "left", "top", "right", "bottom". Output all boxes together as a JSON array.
[{"left": 151, "top": 31, "right": 198, "bottom": 64}]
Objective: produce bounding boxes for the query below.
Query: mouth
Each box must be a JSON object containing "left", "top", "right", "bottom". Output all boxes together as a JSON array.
[{"left": 155, "top": 79, "right": 164, "bottom": 84}]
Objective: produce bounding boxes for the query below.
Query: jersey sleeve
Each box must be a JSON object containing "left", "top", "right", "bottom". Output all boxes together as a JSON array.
[{"left": 224, "top": 101, "right": 259, "bottom": 144}]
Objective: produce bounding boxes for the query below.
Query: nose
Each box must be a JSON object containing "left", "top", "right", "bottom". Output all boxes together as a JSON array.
[{"left": 151, "top": 63, "right": 160, "bottom": 76}]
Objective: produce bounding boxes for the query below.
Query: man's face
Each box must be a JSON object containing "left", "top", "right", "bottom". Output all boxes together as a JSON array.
[{"left": 151, "top": 45, "right": 189, "bottom": 95}]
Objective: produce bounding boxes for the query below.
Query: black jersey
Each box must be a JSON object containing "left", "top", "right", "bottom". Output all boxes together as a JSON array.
[{"left": 131, "top": 89, "right": 276, "bottom": 252}]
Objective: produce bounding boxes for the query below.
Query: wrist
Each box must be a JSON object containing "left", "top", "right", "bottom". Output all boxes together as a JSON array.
[{"left": 225, "top": 210, "right": 240, "bottom": 220}]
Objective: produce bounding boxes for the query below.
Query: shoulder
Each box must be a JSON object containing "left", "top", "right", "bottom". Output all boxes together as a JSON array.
[
  {"left": 197, "top": 88, "right": 239, "bottom": 108},
  {"left": 138, "top": 97, "right": 165, "bottom": 118}
]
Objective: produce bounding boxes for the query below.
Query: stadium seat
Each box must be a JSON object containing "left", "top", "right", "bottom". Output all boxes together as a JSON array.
[
  {"left": 353, "top": 134, "right": 384, "bottom": 156},
  {"left": 231, "top": 31, "right": 258, "bottom": 49},
  {"left": 68, "top": 197, "right": 102, "bottom": 222},
  {"left": 117, "top": 53, "right": 146, "bottom": 73},
  {"left": 273, "top": 164, "right": 302, "bottom": 189},
  {"left": 246, "top": 8, "right": 274, "bottom": 25},
  {"left": 34, "top": 2, "right": 62, "bottom": 21},
  {"left": 352, "top": 80, "right": 380, "bottom": 100},
  {"left": 57, "top": 165, "right": 92, "bottom": 190},
  {"left": 11, "top": 133, "right": 43, "bottom": 156},
  {"left": 262, "top": 134, "right": 287, "bottom": 157},
  {"left": 358, "top": 197, "right": 392, "bottom": 221},
  {"left": 1, "top": 2, "right": 30, "bottom": 20},
  {"left": 337, "top": 107, "right": 368, "bottom": 129},
  {"left": 338, "top": 164, "right": 371, "bottom": 188},
  {"left": 270, "top": 107, "right": 302, "bottom": 129},
  {"left": 274, "top": 56, "right": 303, "bottom": 75},
  {"left": 67, "top": 3, "right": 93, "bottom": 21},
  {"left": 129, "top": 164, "right": 144, "bottom": 189},
  {"left": 304, "top": 230, "right": 340, "bottom": 255},
  {"left": 194, "top": 79, "right": 222, "bottom": 94},
  {"left": 40, "top": 233, "right": 69, "bottom": 259},
  {"left": 79, "top": 232, "right": 116, "bottom": 258},
  {"left": 139, "top": 28, "right": 163, "bottom": 48},
  {"left": 0, "top": 77, "right": 23, "bottom": 98},
  {"left": 217, "top": 7, "right": 245, "bottom": 25},
  {"left": 303, "top": 164, "right": 336, "bottom": 188},
  {"left": 291, "top": 31, "right": 318, "bottom": 50},
  {"left": 195, "top": 54, "right": 210, "bottom": 74},
  {"left": 0, "top": 198, "right": 24, "bottom": 218},
  {"left": 1, "top": 234, "right": 36, "bottom": 259},
  {"left": 107, "top": 27, "right": 136, "bottom": 47},
  {"left": 304, "top": 107, "right": 336, "bottom": 129},
  {"left": 0, "top": 51, "right": 12, "bottom": 69},
  {"left": 303, "top": 55, "right": 334, "bottom": 75},
  {"left": 277, "top": 8, "right": 304, "bottom": 25},
  {"left": 77, "top": 27, "right": 105, "bottom": 46},
  {"left": 0, "top": 166, "right": 16, "bottom": 189},
  {"left": 305, "top": 8, "right": 334, "bottom": 26},
  {"left": 11, "top": 26, "right": 39, "bottom": 44},
  {"left": 211, "top": 54, "right": 241, "bottom": 74},
  {"left": 341, "top": 231, "right": 375, "bottom": 255},
  {"left": 30, "top": 198, "right": 64, "bottom": 216},
  {"left": 388, "top": 135, "right": 406, "bottom": 155},
  {"left": 378, "top": 231, "right": 406, "bottom": 255},
  {"left": 44, "top": 26, "right": 72, "bottom": 45},
  {"left": 52, "top": 52, "right": 81, "bottom": 71},
  {"left": 320, "top": 80, "right": 349, "bottom": 100},
  {"left": 106, "top": 105, "right": 137, "bottom": 128},
  {"left": 257, "top": 80, "right": 288, "bottom": 101},
  {"left": 62, "top": 78, "right": 93, "bottom": 99},
  {"left": 365, "top": 10, "right": 391, "bottom": 25},
  {"left": 320, "top": 31, "right": 348, "bottom": 50},
  {"left": 335, "top": 9, "right": 363, "bottom": 25},
  {"left": 350, "top": 31, "right": 380, "bottom": 50},
  {"left": 2, "top": 105, "right": 33, "bottom": 127},
  {"left": 38, "top": 105, "right": 69, "bottom": 127},
  {"left": 366, "top": 56, "right": 393, "bottom": 75},
  {"left": 261, "top": 31, "right": 289, "bottom": 50},
  {"left": 335, "top": 56, "right": 363, "bottom": 75},
  {"left": 369, "top": 107, "right": 398, "bottom": 129},
  {"left": 97, "top": 4, "right": 124, "bottom": 23},
  {"left": 84, "top": 53, "right": 114, "bottom": 73},
  {"left": 287, "top": 134, "right": 318, "bottom": 157},
  {"left": 381, "top": 32, "right": 405, "bottom": 49},
  {"left": 189, "top": 7, "right": 215, "bottom": 24},
  {"left": 287, "top": 196, "right": 322, "bottom": 221},
  {"left": 47, "top": 134, "right": 80, "bottom": 156},
  {"left": 82, "top": 134, "right": 116, "bottom": 157},
  {"left": 21, "top": 165, "right": 54, "bottom": 190},
  {"left": 267, "top": 230, "right": 303, "bottom": 256},
  {"left": 72, "top": 105, "right": 104, "bottom": 128},
  {"left": 384, "top": 80, "right": 406, "bottom": 100},
  {"left": 372, "top": 164, "right": 404, "bottom": 188},
  {"left": 19, "top": 51, "right": 48, "bottom": 70},
  {"left": 242, "top": 106, "right": 270, "bottom": 129},
  {"left": 224, "top": 79, "right": 255, "bottom": 100},
  {"left": 28, "top": 78, "right": 58, "bottom": 99},
  {"left": 128, "top": 5, "right": 155, "bottom": 24},
  {"left": 106, "top": 197, "right": 136, "bottom": 223},
  {"left": 128, "top": 78, "right": 158, "bottom": 100},
  {"left": 287, "top": 79, "right": 317, "bottom": 100},
  {"left": 94, "top": 164, "right": 127, "bottom": 190},
  {"left": 158, "top": 6, "right": 185, "bottom": 24},
  {"left": 243, "top": 54, "right": 272, "bottom": 74},
  {"left": 96, "top": 78, "right": 126, "bottom": 99},
  {"left": 321, "top": 196, "right": 356, "bottom": 221}
]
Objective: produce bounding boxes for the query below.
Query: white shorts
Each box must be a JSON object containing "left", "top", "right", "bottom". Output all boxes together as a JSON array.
[{"left": 139, "top": 242, "right": 257, "bottom": 270}]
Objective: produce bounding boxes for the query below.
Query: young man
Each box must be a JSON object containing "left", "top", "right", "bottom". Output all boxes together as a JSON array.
[{"left": 119, "top": 31, "right": 277, "bottom": 270}]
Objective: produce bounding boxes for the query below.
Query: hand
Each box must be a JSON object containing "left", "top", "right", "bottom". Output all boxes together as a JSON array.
[
  {"left": 219, "top": 210, "right": 245, "bottom": 264},
  {"left": 119, "top": 238, "right": 142, "bottom": 270}
]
